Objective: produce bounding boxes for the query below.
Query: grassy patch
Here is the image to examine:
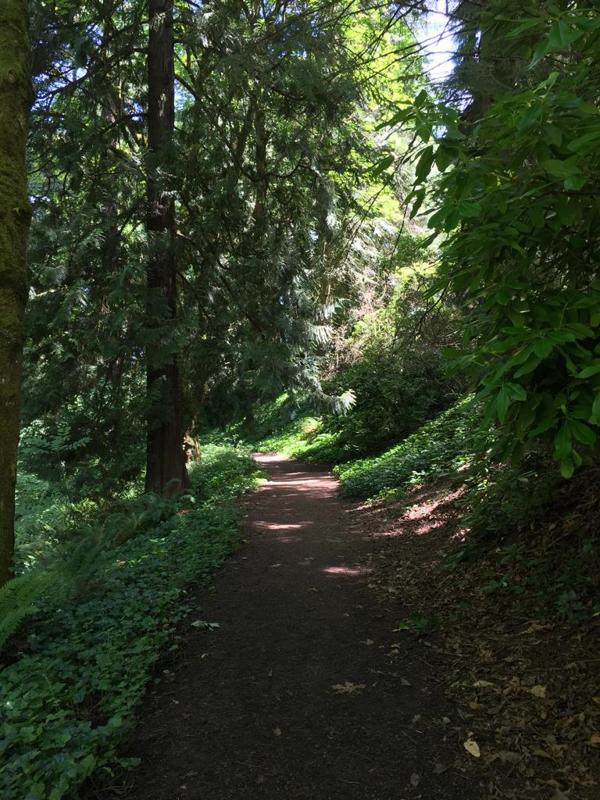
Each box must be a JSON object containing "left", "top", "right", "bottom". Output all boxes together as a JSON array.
[{"left": 1, "top": 444, "right": 262, "bottom": 800}]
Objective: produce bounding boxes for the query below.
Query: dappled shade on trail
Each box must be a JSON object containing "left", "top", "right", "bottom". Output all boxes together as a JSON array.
[{"left": 118, "top": 456, "right": 481, "bottom": 800}]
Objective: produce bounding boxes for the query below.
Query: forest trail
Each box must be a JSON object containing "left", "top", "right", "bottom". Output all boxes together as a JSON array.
[{"left": 119, "top": 455, "right": 481, "bottom": 800}]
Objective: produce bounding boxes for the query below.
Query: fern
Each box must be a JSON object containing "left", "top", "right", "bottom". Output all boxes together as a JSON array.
[{"left": 0, "top": 572, "right": 54, "bottom": 650}]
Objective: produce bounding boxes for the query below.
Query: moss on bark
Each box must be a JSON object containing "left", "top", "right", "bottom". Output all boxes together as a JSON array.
[{"left": 0, "top": 0, "right": 32, "bottom": 585}]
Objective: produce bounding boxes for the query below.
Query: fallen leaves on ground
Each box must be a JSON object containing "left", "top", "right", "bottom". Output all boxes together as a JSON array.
[
  {"left": 464, "top": 738, "right": 481, "bottom": 758},
  {"left": 332, "top": 681, "right": 366, "bottom": 694},
  {"left": 360, "top": 481, "right": 600, "bottom": 799},
  {"left": 190, "top": 620, "right": 221, "bottom": 630}
]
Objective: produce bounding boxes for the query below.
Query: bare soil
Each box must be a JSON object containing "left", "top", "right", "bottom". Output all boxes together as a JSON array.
[{"left": 111, "top": 455, "right": 484, "bottom": 800}]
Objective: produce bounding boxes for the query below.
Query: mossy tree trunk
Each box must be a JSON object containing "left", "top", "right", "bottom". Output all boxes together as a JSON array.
[
  {"left": 145, "top": 0, "right": 187, "bottom": 494},
  {"left": 0, "top": 0, "right": 32, "bottom": 585}
]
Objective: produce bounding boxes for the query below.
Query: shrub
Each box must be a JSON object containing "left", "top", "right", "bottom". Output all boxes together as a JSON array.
[{"left": 336, "top": 396, "right": 489, "bottom": 498}]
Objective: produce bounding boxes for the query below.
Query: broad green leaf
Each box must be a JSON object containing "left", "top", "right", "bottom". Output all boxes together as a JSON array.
[
  {"left": 458, "top": 200, "right": 482, "bottom": 218},
  {"left": 547, "top": 19, "right": 583, "bottom": 50},
  {"left": 554, "top": 423, "right": 572, "bottom": 460},
  {"left": 496, "top": 287, "right": 512, "bottom": 305},
  {"left": 507, "top": 383, "right": 527, "bottom": 401},
  {"left": 564, "top": 174, "right": 587, "bottom": 191},
  {"left": 533, "top": 339, "right": 553, "bottom": 359},
  {"left": 560, "top": 459, "right": 575, "bottom": 479},
  {"left": 415, "top": 146, "right": 435, "bottom": 181},
  {"left": 375, "top": 107, "right": 411, "bottom": 130},
  {"left": 514, "top": 356, "right": 541, "bottom": 378},
  {"left": 570, "top": 419, "right": 597, "bottom": 446},
  {"left": 543, "top": 126, "right": 562, "bottom": 147},
  {"left": 435, "top": 144, "right": 456, "bottom": 172},
  {"left": 529, "top": 39, "right": 548, "bottom": 67},
  {"left": 427, "top": 206, "right": 448, "bottom": 230},
  {"left": 370, "top": 154, "right": 394, "bottom": 177},
  {"left": 568, "top": 130, "right": 600, "bottom": 153},
  {"left": 567, "top": 323, "right": 595, "bottom": 339},
  {"left": 576, "top": 364, "right": 600, "bottom": 379},
  {"left": 541, "top": 157, "right": 581, "bottom": 179},
  {"left": 409, "top": 188, "right": 426, "bottom": 219}
]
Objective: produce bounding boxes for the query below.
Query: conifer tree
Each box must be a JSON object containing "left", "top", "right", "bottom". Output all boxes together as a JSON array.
[
  {"left": 145, "top": 0, "right": 187, "bottom": 493},
  {"left": 0, "top": 0, "right": 32, "bottom": 585}
]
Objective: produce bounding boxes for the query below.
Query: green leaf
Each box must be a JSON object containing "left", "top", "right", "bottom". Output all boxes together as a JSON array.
[
  {"left": 376, "top": 107, "right": 412, "bottom": 130},
  {"left": 564, "top": 174, "right": 587, "bottom": 191},
  {"left": 370, "top": 154, "right": 394, "bottom": 178},
  {"left": 409, "top": 187, "right": 426, "bottom": 219},
  {"left": 458, "top": 200, "right": 482, "bottom": 218},
  {"left": 435, "top": 144, "right": 456, "bottom": 172},
  {"left": 560, "top": 459, "right": 575, "bottom": 479},
  {"left": 568, "top": 130, "right": 600, "bottom": 154},
  {"left": 414, "top": 89, "right": 428, "bottom": 108},
  {"left": 541, "top": 157, "right": 581, "bottom": 179},
  {"left": 415, "top": 146, "right": 435, "bottom": 181},
  {"left": 570, "top": 419, "right": 597, "bottom": 446},
  {"left": 514, "top": 356, "right": 541, "bottom": 378},
  {"left": 591, "top": 393, "right": 600, "bottom": 424},
  {"left": 427, "top": 206, "right": 448, "bottom": 230},
  {"left": 543, "top": 126, "right": 562, "bottom": 147},
  {"left": 576, "top": 364, "right": 600, "bottom": 379},
  {"left": 548, "top": 19, "right": 583, "bottom": 50},
  {"left": 508, "top": 17, "right": 542, "bottom": 38},
  {"left": 533, "top": 339, "right": 553, "bottom": 359},
  {"left": 554, "top": 423, "right": 572, "bottom": 460},
  {"left": 496, "top": 287, "right": 512, "bottom": 305},
  {"left": 531, "top": 401, "right": 557, "bottom": 436},
  {"left": 495, "top": 385, "right": 508, "bottom": 422},
  {"left": 507, "top": 383, "right": 527, "bottom": 401},
  {"left": 529, "top": 39, "right": 548, "bottom": 67}
]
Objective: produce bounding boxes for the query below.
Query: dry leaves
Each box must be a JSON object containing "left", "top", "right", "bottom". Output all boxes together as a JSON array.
[
  {"left": 464, "top": 738, "right": 481, "bottom": 758},
  {"left": 530, "top": 684, "right": 547, "bottom": 699},
  {"left": 362, "top": 480, "right": 600, "bottom": 799},
  {"left": 332, "top": 681, "right": 366, "bottom": 694}
]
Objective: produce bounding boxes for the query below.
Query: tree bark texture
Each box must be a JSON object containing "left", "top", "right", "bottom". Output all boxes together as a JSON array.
[
  {"left": 0, "top": 0, "right": 31, "bottom": 585},
  {"left": 145, "top": 0, "right": 187, "bottom": 494}
]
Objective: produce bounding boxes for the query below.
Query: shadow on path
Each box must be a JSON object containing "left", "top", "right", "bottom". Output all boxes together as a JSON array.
[{"left": 118, "top": 455, "right": 481, "bottom": 800}]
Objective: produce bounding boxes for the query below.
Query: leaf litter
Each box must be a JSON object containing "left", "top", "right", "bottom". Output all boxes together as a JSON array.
[{"left": 361, "top": 480, "right": 600, "bottom": 799}]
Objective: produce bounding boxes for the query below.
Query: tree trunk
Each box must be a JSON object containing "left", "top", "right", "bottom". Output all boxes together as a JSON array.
[
  {"left": 0, "top": 0, "right": 31, "bottom": 585},
  {"left": 145, "top": 0, "right": 187, "bottom": 494}
]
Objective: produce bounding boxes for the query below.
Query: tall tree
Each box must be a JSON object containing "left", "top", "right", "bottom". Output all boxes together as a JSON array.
[
  {"left": 0, "top": 0, "right": 32, "bottom": 585},
  {"left": 145, "top": 0, "right": 187, "bottom": 493}
]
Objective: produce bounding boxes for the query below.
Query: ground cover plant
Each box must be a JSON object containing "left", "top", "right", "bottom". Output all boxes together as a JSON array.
[
  {"left": 0, "top": 445, "right": 262, "bottom": 800},
  {"left": 335, "top": 396, "right": 488, "bottom": 499}
]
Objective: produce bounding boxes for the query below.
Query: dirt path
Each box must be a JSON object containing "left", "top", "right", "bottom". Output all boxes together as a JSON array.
[{"left": 119, "top": 455, "right": 482, "bottom": 800}]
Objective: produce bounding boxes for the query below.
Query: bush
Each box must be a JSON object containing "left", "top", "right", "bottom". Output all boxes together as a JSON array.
[
  {"left": 189, "top": 443, "right": 264, "bottom": 502},
  {"left": 336, "top": 396, "right": 490, "bottom": 498},
  {"left": 403, "top": 4, "right": 600, "bottom": 477},
  {"left": 324, "top": 347, "right": 456, "bottom": 456}
]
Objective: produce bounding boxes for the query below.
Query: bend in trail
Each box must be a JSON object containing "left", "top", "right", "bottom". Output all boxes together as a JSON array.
[{"left": 119, "top": 455, "right": 482, "bottom": 800}]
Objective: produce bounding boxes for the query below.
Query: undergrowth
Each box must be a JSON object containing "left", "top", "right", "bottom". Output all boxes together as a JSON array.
[
  {"left": 0, "top": 444, "right": 262, "bottom": 800},
  {"left": 335, "top": 395, "right": 489, "bottom": 499}
]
